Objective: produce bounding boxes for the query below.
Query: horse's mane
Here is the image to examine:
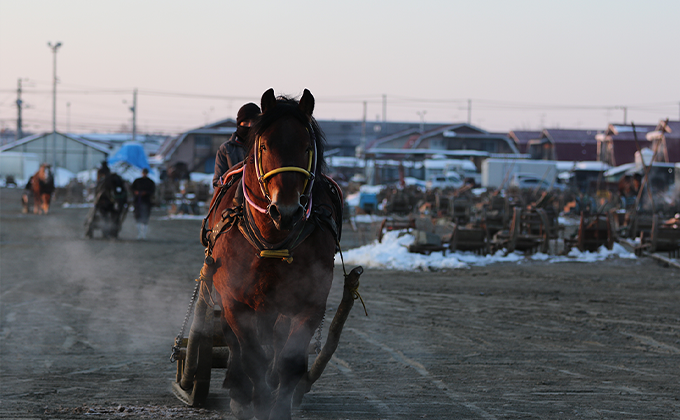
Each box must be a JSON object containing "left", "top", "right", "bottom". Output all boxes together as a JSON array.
[{"left": 246, "top": 95, "right": 327, "bottom": 175}]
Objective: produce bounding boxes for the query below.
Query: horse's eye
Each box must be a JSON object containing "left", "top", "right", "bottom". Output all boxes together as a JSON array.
[{"left": 260, "top": 145, "right": 267, "bottom": 152}]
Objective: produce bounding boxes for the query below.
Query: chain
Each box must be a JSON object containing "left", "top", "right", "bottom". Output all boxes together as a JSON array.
[
  {"left": 314, "top": 313, "right": 325, "bottom": 356},
  {"left": 170, "top": 280, "right": 200, "bottom": 363}
]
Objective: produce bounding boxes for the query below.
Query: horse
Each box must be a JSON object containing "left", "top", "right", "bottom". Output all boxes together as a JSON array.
[
  {"left": 22, "top": 163, "right": 55, "bottom": 215},
  {"left": 201, "top": 89, "right": 343, "bottom": 420},
  {"left": 84, "top": 172, "right": 129, "bottom": 239}
]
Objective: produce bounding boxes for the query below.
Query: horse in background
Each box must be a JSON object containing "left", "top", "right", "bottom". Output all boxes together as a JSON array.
[
  {"left": 84, "top": 172, "right": 129, "bottom": 239},
  {"left": 22, "top": 163, "right": 55, "bottom": 215}
]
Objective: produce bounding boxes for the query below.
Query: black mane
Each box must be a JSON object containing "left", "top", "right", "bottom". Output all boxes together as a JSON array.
[{"left": 246, "top": 95, "right": 327, "bottom": 175}]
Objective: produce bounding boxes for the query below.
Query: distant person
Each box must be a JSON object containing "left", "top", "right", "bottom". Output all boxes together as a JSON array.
[
  {"left": 131, "top": 168, "right": 156, "bottom": 240},
  {"left": 97, "top": 160, "right": 111, "bottom": 181},
  {"left": 212, "top": 102, "right": 261, "bottom": 187}
]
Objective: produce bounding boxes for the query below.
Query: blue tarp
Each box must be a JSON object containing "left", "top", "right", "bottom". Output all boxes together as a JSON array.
[{"left": 107, "top": 142, "right": 150, "bottom": 170}]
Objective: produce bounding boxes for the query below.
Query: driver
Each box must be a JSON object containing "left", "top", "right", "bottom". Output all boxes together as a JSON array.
[{"left": 212, "top": 102, "right": 261, "bottom": 187}]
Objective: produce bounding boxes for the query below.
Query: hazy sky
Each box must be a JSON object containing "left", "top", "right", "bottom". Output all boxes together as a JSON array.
[{"left": 1, "top": 0, "right": 678, "bottom": 136}]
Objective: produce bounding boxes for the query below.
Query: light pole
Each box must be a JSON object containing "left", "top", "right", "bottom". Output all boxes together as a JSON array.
[
  {"left": 47, "top": 42, "right": 62, "bottom": 132},
  {"left": 48, "top": 41, "right": 62, "bottom": 166}
]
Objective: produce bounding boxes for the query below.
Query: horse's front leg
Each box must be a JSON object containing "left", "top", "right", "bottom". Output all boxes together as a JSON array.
[
  {"left": 220, "top": 318, "right": 255, "bottom": 420},
  {"left": 33, "top": 196, "right": 40, "bottom": 214},
  {"left": 270, "top": 311, "right": 322, "bottom": 420},
  {"left": 21, "top": 193, "right": 29, "bottom": 214},
  {"left": 42, "top": 194, "right": 50, "bottom": 214},
  {"left": 223, "top": 304, "right": 273, "bottom": 420}
]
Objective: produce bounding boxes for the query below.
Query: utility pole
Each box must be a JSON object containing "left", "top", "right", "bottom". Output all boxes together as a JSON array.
[
  {"left": 382, "top": 94, "right": 387, "bottom": 128},
  {"left": 48, "top": 41, "right": 62, "bottom": 166},
  {"left": 16, "top": 78, "right": 23, "bottom": 141},
  {"left": 467, "top": 99, "right": 472, "bottom": 125},
  {"left": 622, "top": 106, "right": 628, "bottom": 125},
  {"left": 360, "top": 101, "right": 367, "bottom": 151},
  {"left": 417, "top": 110, "right": 427, "bottom": 133},
  {"left": 130, "top": 88, "right": 138, "bottom": 142},
  {"left": 361, "top": 101, "right": 367, "bottom": 174}
]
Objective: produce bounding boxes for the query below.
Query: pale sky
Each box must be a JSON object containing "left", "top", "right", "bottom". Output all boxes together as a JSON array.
[{"left": 1, "top": 0, "right": 678, "bottom": 136}]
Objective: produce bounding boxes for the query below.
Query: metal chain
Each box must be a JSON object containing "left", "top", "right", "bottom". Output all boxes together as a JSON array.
[
  {"left": 170, "top": 281, "right": 200, "bottom": 363},
  {"left": 314, "top": 313, "right": 325, "bottom": 356}
]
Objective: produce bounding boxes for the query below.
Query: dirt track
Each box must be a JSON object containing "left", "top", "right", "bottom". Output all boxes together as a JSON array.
[{"left": 2, "top": 187, "right": 680, "bottom": 420}]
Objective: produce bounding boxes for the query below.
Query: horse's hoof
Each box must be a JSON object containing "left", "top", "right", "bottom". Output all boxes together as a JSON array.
[{"left": 230, "top": 399, "right": 254, "bottom": 420}]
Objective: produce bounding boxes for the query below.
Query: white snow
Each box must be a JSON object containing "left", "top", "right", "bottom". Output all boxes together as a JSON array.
[
  {"left": 336, "top": 230, "right": 637, "bottom": 271},
  {"left": 158, "top": 214, "right": 206, "bottom": 220}
]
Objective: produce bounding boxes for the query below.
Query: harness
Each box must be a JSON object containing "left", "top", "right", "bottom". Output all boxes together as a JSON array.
[
  {"left": 200, "top": 163, "right": 343, "bottom": 264},
  {"left": 246, "top": 127, "right": 318, "bottom": 220}
]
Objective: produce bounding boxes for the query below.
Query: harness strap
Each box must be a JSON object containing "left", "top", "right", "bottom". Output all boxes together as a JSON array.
[
  {"left": 201, "top": 172, "right": 344, "bottom": 265},
  {"left": 200, "top": 167, "right": 244, "bottom": 247},
  {"left": 238, "top": 199, "right": 314, "bottom": 264}
]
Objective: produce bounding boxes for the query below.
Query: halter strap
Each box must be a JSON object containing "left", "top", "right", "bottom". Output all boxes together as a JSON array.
[
  {"left": 242, "top": 176, "right": 268, "bottom": 214},
  {"left": 250, "top": 125, "right": 318, "bottom": 220}
]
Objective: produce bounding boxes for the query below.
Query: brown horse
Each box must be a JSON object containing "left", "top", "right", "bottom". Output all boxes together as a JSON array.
[
  {"left": 22, "top": 163, "right": 55, "bottom": 214},
  {"left": 203, "top": 89, "right": 342, "bottom": 420}
]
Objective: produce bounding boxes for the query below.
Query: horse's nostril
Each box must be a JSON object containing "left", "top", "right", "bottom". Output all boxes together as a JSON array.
[{"left": 269, "top": 204, "right": 281, "bottom": 221}]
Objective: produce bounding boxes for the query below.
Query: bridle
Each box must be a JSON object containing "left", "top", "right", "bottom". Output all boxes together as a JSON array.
[{"left": 243, "top": 125, "right": 317, "bottom": 220}]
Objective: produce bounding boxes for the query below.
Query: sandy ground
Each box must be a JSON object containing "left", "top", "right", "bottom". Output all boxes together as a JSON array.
[{"left": 1, "top": 187, "right": 680, "bottom": 420}]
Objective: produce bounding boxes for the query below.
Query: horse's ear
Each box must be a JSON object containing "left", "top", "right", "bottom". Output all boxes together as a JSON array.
[
  {"left": 299, "top": 89, "right": 314, "bottom": 118},
  {"left": 261, "top": 88, "right": 276, "bottom": 114}
]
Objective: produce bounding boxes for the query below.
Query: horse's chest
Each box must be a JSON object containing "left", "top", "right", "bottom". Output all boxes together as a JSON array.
[{"left": 215, "top": 231, "right": 333, "bottom": 312}]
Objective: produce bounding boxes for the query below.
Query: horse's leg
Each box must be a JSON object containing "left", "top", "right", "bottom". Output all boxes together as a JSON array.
[
  {"left": 267, "top": 315, "right": 291, "bottom": 389},
  {"left": 42, "top": 194, "right": 50, "bottom": 214},
  {"left": 270, "top": 311, "right": 322, "bottom": 420},
  {"left": 222, "top": 303, "right": 273, "bottom": 420},
  {"left": 221, "top": 319, "right": 255, "bottom": 420},
  {"left": 33, "top": 195, "right": 40, "bottom": 214},
  {"left": 102, "top": 212, "right": 112, "bottom": 238},
  {"left": 21, "top": 193, "right": 29, "bottom": 214},
  {"left": 220, "top": 319, "right": 252, "bottom": 408}
]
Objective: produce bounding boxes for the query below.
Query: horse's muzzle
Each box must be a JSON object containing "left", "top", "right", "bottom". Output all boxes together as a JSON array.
[{"left": 268, "top": 202, "right": 304, "bottom": 231}]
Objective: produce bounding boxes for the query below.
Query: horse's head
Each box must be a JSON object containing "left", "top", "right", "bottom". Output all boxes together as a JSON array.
[
  {"left": 246, "top": 88, "right": 325, "bottom": 231},
  {"left": 39, "top": 163, "right": 52, "bottom": 179}
]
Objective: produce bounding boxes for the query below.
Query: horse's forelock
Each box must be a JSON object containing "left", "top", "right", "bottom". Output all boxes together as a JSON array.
[{"left": 246, "top": 96, "right": 326, "bottom": 175}]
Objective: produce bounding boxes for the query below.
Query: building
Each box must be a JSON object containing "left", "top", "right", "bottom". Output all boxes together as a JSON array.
[
  {"left": 508, "top": 130, "right": 542, "bottom": 154},
  {"left": 596, "top": 123, "right": 656, "bottom": 167},
  {"left": 156, "top": 118, "right": 443, "bottom": 175},
  {"left": 364, "top": 123, "right": 520, "bottom": 184},
  {"left": 0, "top": 132, "right": 109, "bottom": 174},
  {"left": 319, "top": 120, "right": 442, "bottom": 157},
  {"left": 536, "top": 129, "right": 600, "bottom": 161},
  {"left": 367, "top": 123, "right": 519, "bottom": 159},
  {"left": 156, "top": 118, "right": 237, "bottom": 174}
]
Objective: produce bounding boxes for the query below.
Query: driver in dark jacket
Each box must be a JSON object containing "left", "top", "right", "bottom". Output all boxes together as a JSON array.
[{"left": 212, "top": 102, "right": 261, "bottom": 187}]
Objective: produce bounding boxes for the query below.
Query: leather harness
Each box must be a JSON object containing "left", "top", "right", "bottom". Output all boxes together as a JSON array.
[{"left": 200, "top": 168, "right": 343, "bottom": 264}]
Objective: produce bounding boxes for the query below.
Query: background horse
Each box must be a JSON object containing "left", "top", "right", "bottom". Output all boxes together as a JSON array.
[
  {"left": 206, "top": 89, "right": 341, "bottom": 420},
  {"left": 85, "top": 172, "right": 129, "bottom": 239},
  {"left": 22, "top": 163, "right": 55, "bottom": 214}
]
